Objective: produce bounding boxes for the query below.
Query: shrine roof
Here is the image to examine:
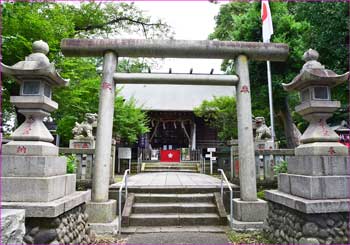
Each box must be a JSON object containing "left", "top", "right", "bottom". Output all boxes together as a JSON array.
[{"left": 118, "top": 84, "right": 235, "bottom": 111}]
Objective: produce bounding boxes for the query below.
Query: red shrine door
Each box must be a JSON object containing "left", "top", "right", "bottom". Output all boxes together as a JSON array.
[{"left": 160, "top": 150, "right": 181, "bottom": 162}]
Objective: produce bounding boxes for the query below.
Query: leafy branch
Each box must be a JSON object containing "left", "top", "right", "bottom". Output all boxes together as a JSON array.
[{"left": 75, "top": 16, "right": 167, "bottom": 38}]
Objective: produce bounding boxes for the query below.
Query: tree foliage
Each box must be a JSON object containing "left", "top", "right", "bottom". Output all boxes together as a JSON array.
[
  {"left": 2, "top": 1, "right": 171, "bottom": 145},
  {"left": 210, "top": 1, "right": 349, "bottom": 147},
  {"left": 288, "top": 1, "right": 350, "bottom": 123},
  {"left": 53, "top": 58, "right": 150, "bottom": 145},
  {"left": 194, "top": 96, "right": 237, "bottom": 141}
]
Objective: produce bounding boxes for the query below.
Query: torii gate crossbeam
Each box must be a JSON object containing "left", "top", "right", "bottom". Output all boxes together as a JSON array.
[
  {"left": 61, "top": 38, "right": 288, "bottom": 61},
  {"left": 61, "top": 38, "right": 288, "bottom": 227},
  {"left": 113, "top": 73, "right": 239, "bottom": 86}
]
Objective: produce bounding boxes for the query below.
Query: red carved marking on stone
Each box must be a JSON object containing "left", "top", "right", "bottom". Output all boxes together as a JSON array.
[
  {"left": 22, "top": 126, "right": 32, "bottom": 135},
  {"left": 319, "top": 118, "right": 330, "bottom": 136},
  {"left": 240, "top": 85, "right": 250, "bottom": 93},
  {"left": 323, "top": 130, "right": 330, "bottom": 136},
  {"left": 102, "top": 82, "right": 112, "bottom": 91},
  {"left": 22, "top": 118, "right": 34, "bottom": 135},
  {"left": 82, "top": 143, "right": 89, "bottom": 149},
  {"left": 328, "top": 147, "right": 336, "bottom": 156},
  {"left": 17, "top": 146, "right": 27, "bottom": 154}
]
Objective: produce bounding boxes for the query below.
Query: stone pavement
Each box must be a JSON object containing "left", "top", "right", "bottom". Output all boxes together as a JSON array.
[
  {"left": 110, "top": 172, "right": 235, "bottom": 189},
  {"left": 125, "top": 232, "right": 230, "bottom": 244}
]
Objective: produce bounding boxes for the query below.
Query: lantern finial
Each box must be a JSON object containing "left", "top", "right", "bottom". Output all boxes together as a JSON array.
[
  {"left": 302, "top": 49, "right": 324, "bottom": 71},
  {"left": 32, "top": 40, "right": 49, "bottom": 55},
  {"left": 302, "top": 49, "right": 319, "bottom": 62}
]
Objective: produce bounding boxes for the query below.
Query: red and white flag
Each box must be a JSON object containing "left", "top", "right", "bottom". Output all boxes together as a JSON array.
[{"left": 261, "top": 0, "right": 273, "bottom": 43}]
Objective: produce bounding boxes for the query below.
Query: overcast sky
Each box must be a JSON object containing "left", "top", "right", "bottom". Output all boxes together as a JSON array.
[
  {"left": 133, "top": 1, "right": 225, "bottom": 74},
  {"left": 118, "top": 1, "right": 235, "bottom": 110}
]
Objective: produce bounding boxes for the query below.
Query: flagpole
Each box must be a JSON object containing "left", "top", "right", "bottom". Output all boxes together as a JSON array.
[{"left": 266, "top": 39, "right": 275, "bottom": 148}]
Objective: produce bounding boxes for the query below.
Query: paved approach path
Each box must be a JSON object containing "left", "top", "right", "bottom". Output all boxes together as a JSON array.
[
  {"left": 111, "top": 172, "right": 236, "bottom": 189},
  {"left": 125, "top": 232, "right": 230, "bottom": 244}
]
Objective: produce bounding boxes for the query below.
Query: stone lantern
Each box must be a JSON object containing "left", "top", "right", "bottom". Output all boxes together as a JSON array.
[
  {"left": 282, "top": 49, "right": 349, "bottom": 156},
  {"left": 2, "top": 40, "right": 67, "bottom": 154},
  {"left": 264, "top": 50, "right": 350, "bottom": 244},
  {"left": 1, "top": 41, "right": 91, "bottom": 244}
]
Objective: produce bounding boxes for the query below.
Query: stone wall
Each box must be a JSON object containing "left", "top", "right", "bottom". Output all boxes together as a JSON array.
[
  {"left": 1, "top": 209, "right": 26, "bottom": 244},
  {"left": 265, "top": 201, "right": 350, "bottom": 244},
  {"left": 23, "top": 204, "right": 91, "bottom": 244}
]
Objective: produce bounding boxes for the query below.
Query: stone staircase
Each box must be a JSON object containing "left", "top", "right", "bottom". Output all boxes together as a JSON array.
[
  {"left": 141, "top": 162, "right": 200, "bottom": 173},
  {"left": 121, "top": 192, "right": 228, "bottom": 233}
]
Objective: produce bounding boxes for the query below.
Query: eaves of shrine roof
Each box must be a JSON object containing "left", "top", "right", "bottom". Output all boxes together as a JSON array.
[{"left": 118, "top": 84, "right": 235, "bottom": 111}]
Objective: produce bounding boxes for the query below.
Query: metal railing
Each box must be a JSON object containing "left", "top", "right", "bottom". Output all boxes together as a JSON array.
[
  {"left": 118, "top": 169, "right": 130, "bottom": 235},
  {"left": 185, "top": 149, "right": 201, "bottom": 162},
  {"left": 218, "top": 168, "right": 233, "bottom": 228}
]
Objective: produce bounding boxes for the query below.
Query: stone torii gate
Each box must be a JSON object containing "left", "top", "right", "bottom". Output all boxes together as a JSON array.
[{"left": 61, "top": 39, "right": 288, "bottom": 229}]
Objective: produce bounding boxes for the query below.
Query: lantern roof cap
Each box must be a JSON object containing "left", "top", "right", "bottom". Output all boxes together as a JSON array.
[
  {"left": 1, "top": 40, "right": 68, "bottom": 87},
  {"left": 283, "top": 49, "right": 349, "bottom": 91}
]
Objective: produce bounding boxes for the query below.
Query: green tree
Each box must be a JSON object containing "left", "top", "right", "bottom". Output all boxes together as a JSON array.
[
  {"left": 194, "top": 96, "right": 237, "bottom": 141},
  {"left": 53, "top": 58, "right": 150, "bottom": 145},
  {"left": 210, "top": 2, "right": 310, "bottom": 148},
  {"left": 2, "top": 1, "right": 171, "bottom": 144},
  {"left": 2, "top": 2, "right": 171, "bottom": 65},
  {"left": 288, "top": 1, "right": 350, "bottom": 124}
]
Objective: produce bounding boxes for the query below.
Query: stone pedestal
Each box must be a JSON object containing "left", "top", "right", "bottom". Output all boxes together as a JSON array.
[
  {"left": 255, "top": 139, "right": 275, "bottom": 150},
  {"left": 2, "top": 144, "right": 91, "bottom": 243},
  {"left": 231, "top": 198, "right": 268, "bottom": 230},
  {"left": 85, "top": 200, "right": 118, "bottom": 234},
  {"left": 265, "top": 191, "right": 349, "bottom": 244},
  {"left": 295, "top": 142, "right": 348, "bottom": 156},
  {"left": 69, "top": 139, "right": 95, "bottom": 149},
  {"left": 266, "top": 154, "right": 350, "bottom": 244}
]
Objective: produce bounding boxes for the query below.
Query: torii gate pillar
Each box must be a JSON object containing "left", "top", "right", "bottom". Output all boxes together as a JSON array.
[
  {"left": 92, "top": 51, "right": 118, "bottom": 202},
  {"left": 235, "top": 55, "right": 257, "bottom": 201},
  {"left": 232, "top": 54, "right": 268, "bottom": 229},
  {"left": 85, "top": 51, "right": 119, "bottom": 232}
]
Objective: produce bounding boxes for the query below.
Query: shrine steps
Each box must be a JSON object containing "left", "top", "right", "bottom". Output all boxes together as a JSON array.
[
  {"left": 121, "top": 192, "right": 228, "bottom": 234},
  {"left": 141, "top": 162, "right": 200, "bottom": 173}
]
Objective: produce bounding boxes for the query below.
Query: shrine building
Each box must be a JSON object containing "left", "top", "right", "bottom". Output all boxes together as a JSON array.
[{"left": 119, "top": 80, "right": 235, "bottom": 161}]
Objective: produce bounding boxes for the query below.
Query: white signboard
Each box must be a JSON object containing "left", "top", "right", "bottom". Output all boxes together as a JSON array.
[
  {"left": 205, "top": 154, "right": 211, "bottom": 158},
  {"left": 207, "top": 148, "right": 216, "bottom": 152},
  {"left": 151, "top": 150, "right": 159, "bottom": 161},
  {"left": 118, "top": 147, "right": 131, "bottom": 159},
  {"left": 211, "top": 157, "right": 217, "bottom": 161}
]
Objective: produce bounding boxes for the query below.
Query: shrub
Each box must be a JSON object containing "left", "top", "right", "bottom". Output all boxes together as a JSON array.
[
  {"left": 257, "top": 190, "right": 265, "bottom": 200},
  {"left": 273, "top": 160, "right": 288, "bottom": 175},
  {"left": 66, "top": 154, "right": 77, "bottom": 173}
]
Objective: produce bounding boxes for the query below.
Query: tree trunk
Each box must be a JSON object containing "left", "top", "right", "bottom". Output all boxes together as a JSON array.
[{"left": 277, "top": 97, "right": 301, "bottom": 148}]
